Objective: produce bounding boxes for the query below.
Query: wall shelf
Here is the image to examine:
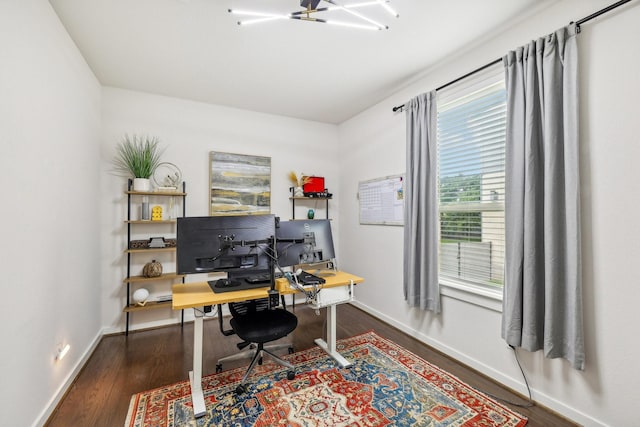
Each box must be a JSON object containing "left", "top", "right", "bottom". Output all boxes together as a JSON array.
[
  {"left": 123, "top": 273, "right": 185, "bottom": 284},
  {"left": 124, "top": 247, "right": 176, "bottom": 254},
  {"left": 123, "top": 300, "right": 172, "bottom": 313},
  {"left": 125, "top": 219, "right": 177, "bottom": 224},
  {"left": 122, "top": 179, "right": 187, "bottom": 335},
  {"left": 289, "top": 196, "right": 332, "bottom": 220}
]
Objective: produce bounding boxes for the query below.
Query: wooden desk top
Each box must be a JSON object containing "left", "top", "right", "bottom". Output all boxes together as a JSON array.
[{"left": 172, "top": 271, "right": 364, "bottom": 310}]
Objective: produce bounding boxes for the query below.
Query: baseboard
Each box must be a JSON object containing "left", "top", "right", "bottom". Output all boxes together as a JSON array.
[
  {"left": 349, "top": 300, "right": 605, "bottom": 427},
  {"left": 33, "top": 328, "right": 105, "bottom": 427}
]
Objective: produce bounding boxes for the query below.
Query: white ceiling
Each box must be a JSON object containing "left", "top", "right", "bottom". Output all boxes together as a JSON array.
[{"left": 49, "top": 0, "right": 551, "bottom": 124}]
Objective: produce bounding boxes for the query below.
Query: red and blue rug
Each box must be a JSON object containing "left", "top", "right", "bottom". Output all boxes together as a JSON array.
[{"left": 126, "top": 331, "right": 527, "bottom": 426}]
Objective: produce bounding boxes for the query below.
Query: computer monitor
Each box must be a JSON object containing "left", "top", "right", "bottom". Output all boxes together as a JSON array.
[
  {"left": 177, "top": 215, "right": 276, "bottom": 289},
  {"left": 276, "top": 219, "right": 336, "bottom": 271}
]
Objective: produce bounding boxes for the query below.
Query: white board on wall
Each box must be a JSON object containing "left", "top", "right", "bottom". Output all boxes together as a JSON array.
[{"left": 358, "top": 174, "right": 404, "bottom": 225}]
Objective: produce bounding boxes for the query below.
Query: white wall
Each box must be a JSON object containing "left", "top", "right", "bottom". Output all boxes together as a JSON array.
[
  {"left": 337, "top": 0, "right": 640, "bottom": 425},
  {"left": 100, "top": 88, "right": 340, "bottom": 331},
  {"left": 0, "top": 1, "right": 102, "bottom": 425}
]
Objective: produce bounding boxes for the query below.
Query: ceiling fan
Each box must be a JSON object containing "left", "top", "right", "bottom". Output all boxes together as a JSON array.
[{"left": 229, "top": 0, "right": 399, "bottom": 31}]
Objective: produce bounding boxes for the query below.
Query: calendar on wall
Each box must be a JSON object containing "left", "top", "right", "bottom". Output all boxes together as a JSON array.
[{"left": 358, "top": 174, "right": 404, "bottom": 225}]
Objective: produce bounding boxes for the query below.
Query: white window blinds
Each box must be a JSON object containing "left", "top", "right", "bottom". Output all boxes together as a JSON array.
[{"left": 437, "top": 63, "right": 506, "bottom": 289}]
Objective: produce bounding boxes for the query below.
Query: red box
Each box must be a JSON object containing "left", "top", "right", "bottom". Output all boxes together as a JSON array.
[{"left": 303, "top": 176, "right": 325, "bottom": 194}]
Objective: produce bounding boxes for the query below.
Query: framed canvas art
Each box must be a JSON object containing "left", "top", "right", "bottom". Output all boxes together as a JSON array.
[{"left": 209, "top": 151, "right": 271, "bottom": 216}]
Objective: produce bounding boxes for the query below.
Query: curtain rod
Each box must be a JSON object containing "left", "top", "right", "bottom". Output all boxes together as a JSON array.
[
  {"left": 392, "top": 0, "right": 635, "bottom": 113},
  {"left": 392, "top": 58, "right": 502, "bottom": 112}
]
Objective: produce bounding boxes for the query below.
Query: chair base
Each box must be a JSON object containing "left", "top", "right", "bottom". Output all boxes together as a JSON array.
[
  {"left": 216, "top": 342, "right": 293, "bottom": 373},
  {"left": 234, "top": 344, "right": 296, "bottom": 394}
]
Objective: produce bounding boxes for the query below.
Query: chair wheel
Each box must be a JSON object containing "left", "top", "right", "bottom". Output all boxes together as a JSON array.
[
  {"left": 288, "top": 347, "right": 294, "bottom": 354},
  {"left": 215, "top": 364, "right": 222, "bottom": 373},
  {"left": 258, "top": 357, "right": 263, "bottom": 365},
  {"left": 287, "top": 370, "right": 295, "bottom": 380},
  {"left": 235, "top": 384, "right": 246, "bottom": 394}
]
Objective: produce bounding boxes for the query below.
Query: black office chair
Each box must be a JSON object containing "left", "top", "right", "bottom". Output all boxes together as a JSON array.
[{"left": 218, "top": 298, "right": 298, "bottom": 394}]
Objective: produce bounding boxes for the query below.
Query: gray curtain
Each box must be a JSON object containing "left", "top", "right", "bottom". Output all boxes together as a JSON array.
[
  {"left": 403, "top": 91, "right": 440, "bottom": 313},
  {"left": 502, "top": 23, "right": 584, "bottom": 370}
]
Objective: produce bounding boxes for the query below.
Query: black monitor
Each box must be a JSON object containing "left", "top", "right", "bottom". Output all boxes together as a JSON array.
[
  {"left": 276, "top": 219, "right": 336, "bottom": 272},
  {"left": 177, "top": 214, "right": 276, "bottom": 292}
]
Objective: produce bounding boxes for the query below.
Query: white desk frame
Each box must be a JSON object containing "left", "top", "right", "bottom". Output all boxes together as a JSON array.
[{"left": 189, "top": 309, "right": 207, "bottom": 418}]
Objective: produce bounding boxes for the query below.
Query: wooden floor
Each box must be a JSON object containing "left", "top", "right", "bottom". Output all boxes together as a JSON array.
[{"left": 45, "top": 303, "right": 577, "bottom": 426}]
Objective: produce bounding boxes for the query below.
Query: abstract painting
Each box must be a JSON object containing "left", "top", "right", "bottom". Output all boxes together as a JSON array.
[{"left": 209, "top": 151, "right": 271, "bottom": 215}]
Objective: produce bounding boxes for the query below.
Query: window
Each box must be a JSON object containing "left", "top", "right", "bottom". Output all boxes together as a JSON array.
[{"left": 437, "top": 64, "right": 506, "bottom": 293}]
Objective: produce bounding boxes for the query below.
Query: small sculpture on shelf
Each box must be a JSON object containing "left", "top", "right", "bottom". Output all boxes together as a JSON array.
[
  {"left": 288, "top": 171, "right": 310, "bottom": 197},
  {"left": 153, "top": 162, "right": 182, "bottom": 191},
  {"left": 143, "top": 260, "right": 163, "bottom": 278},
  {"left": 151, "top": 205, "right": 163, "bottom": 221},
  {"left": 132, "top": 288, "right": 150, "bottom": 306}
]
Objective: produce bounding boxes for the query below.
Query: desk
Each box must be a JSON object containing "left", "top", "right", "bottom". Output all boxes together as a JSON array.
[{"left": 172, "top": 270, "right": 364, "bottom": 418}]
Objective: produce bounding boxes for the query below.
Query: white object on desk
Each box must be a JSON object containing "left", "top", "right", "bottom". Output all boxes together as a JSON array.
[{"left": 309, "top": 281, "right": 353, "bottom": 309}]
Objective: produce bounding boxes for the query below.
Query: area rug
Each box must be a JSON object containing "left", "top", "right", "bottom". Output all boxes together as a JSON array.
[{"left": 126, "top": 331, "right": 526, "bottom": 426}]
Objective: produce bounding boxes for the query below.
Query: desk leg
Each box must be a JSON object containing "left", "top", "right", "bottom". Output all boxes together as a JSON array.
[
  {"left": 314, "top": 303, "right": 352, "bottom": 368},
  {"left": 189, "top": 308, "right": 207, "bottom": 418}
]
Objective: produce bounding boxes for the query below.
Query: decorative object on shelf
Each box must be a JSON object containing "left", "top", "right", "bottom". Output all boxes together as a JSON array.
[
  {"left": 143, "top": 260, "right": 163, "bottom": 278},
  {"left": 129, "top": 239, "right": 149, "bottom": 249},
  {"left": 307, "top": 209, "right": 315, "bottom": 219},
  {"left": 141, "top": 197, "right": 150, "bottom": 220},
  {"left": 132, "top": 288, "right": 150, "bottom": 306},
  {"left": 113, "top": 134, "right": 164, "bottom": 191},
  {"left": 153, "top": 162, "right": 182, "bottom": 190},
  {"left": 288, "top": 171, "right": 310, "bottom": 197},
  {"left": 210, "top": 151, "right": 271, "bottom": 216},
  {"left": 148, "top": 237, "right": 167, "bottom": 248},
  {"left": 151, "top": 205, "right": 163, "bottom": 221},
  {"left": 229, "top": 0, "right": 399, "bottom": 31},
  {"left": 129, "top": 237, "right": 176, "bottom": 249},
  {"left": 303, "top": 175, "right": 328, "bottom": 197}
]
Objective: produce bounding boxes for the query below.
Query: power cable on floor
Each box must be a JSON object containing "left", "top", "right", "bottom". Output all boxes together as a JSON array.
[{"left": 478, "top": 345, "right": 534, "bottom": 408}]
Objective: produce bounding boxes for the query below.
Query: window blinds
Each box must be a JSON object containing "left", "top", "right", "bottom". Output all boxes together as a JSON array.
[{"left": 437, "top": 63, "right": 506, "bottom": 288}]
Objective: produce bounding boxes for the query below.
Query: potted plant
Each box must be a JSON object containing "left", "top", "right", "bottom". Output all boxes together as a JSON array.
[{"left": 113, "top": 134, "right": 163, "bottom": 191}]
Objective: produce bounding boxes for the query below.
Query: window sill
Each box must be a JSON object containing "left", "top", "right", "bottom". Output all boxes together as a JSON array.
[{"left": 440, "top": 279, "right": 503, "bottom": 312}]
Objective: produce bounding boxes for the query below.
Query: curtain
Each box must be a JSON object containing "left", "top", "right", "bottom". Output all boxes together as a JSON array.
[
  {"left": 403, "top": 91, "right": 440, "bottom": 313},
  {"left": 502, "top": 23, "right": 584, "bottom": 370}
]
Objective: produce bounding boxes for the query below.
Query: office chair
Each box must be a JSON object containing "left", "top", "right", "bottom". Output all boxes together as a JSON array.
[{"left": 216, "top": 297, "right": 297, "bottom": 394}]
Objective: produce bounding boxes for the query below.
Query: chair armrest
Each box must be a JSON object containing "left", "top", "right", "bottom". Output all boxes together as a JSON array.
[{"left": 217, "top": 304, "right": 236, "bottom": 336}]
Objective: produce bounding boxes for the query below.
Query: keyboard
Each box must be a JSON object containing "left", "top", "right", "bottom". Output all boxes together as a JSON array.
[
  {"left": 208, "top": 278, "right": 270, "bottom": 294},
  {"left": 208, "top": 272, "right": 284, "bottom": 294},
  {"left": 245, "top": 272, "right": 283, "bottom": 284},
  {"left": 297, "top": 270, "right": 325, "bottom": 286}
]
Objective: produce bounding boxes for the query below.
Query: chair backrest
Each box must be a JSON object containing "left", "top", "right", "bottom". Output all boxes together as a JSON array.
[{"left": 228, "top": 298, "right": 270, "bottom": 318}]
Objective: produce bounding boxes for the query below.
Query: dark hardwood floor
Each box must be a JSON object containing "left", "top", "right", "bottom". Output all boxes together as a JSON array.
[{"left": 45, "top": 304, "right": 577, "bottom": 426}]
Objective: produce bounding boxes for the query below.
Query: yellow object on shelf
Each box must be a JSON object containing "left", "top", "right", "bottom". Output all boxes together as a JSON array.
[{"left": 151, "top": 205, "right": 163, "bottom": 221}]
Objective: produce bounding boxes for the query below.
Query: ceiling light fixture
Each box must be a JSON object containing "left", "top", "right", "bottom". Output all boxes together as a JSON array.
[{"left": 229, "top": 0, "right": 399, "bottom": 30}]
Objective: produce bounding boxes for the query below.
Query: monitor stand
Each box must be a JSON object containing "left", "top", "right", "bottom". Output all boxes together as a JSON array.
[
  {"left": 208, "top": 278, "right": 243, "bottom": 293},
  {"left": 312, "top": 259, "right": 338, "bottom": 277}
]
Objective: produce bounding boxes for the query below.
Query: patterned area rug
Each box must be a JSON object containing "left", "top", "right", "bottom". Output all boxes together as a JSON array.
[{"left": 126, "top": 331, "right": 527, "bottom": 426}]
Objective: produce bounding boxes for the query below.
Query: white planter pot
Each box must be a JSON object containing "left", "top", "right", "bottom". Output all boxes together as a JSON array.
[{"left": 133, "top": 178, "right": 151, "bottom": 192}]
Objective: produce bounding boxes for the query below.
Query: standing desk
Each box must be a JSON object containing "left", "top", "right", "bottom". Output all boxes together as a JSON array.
[{"left": 172, "top": 270, "right": 364, "bottom": 418}]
